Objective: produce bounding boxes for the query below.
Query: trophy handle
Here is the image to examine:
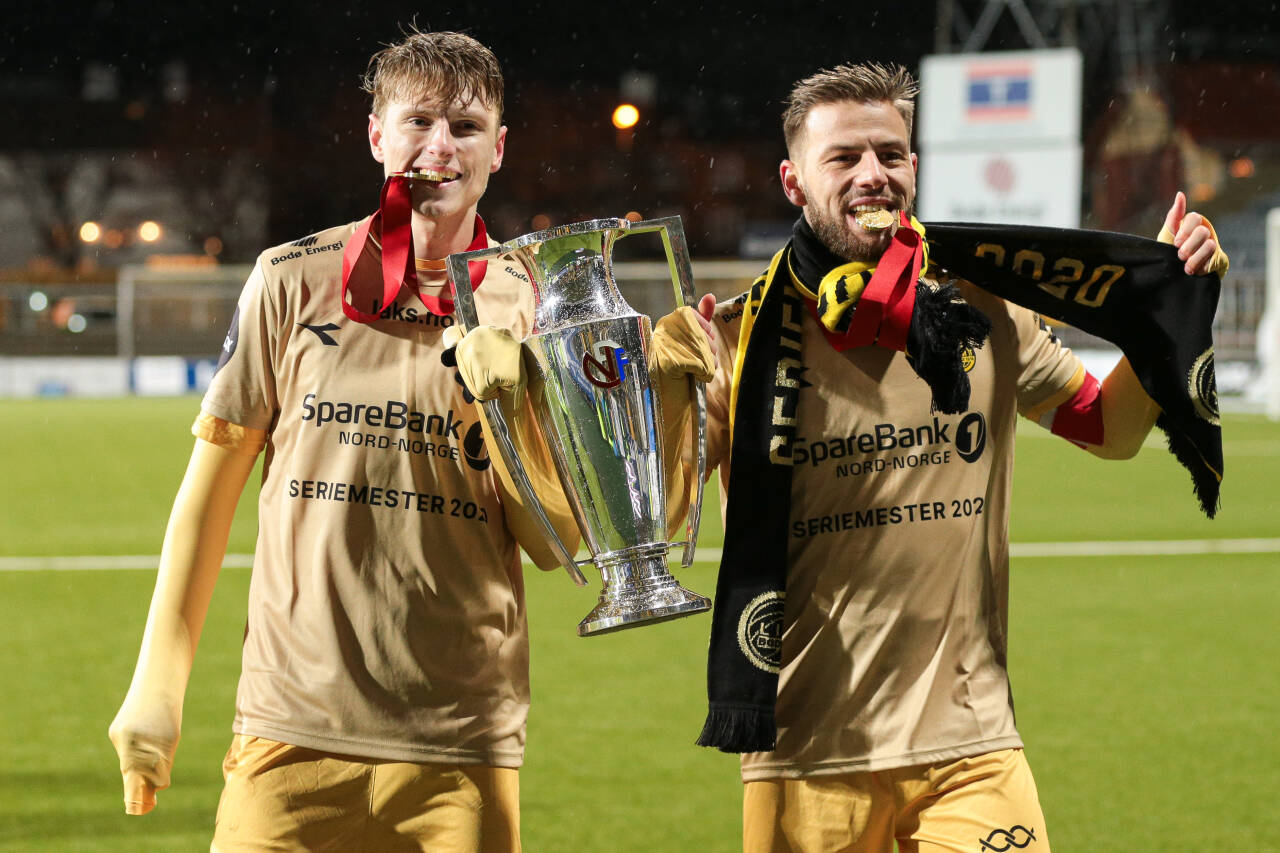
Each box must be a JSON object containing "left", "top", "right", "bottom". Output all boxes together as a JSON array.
[
  {"left": 618, "top": 216, "right": 707, "bottom": 569},
  {"left": 447, "top": 249, "right": 589, "bottom": 587}
]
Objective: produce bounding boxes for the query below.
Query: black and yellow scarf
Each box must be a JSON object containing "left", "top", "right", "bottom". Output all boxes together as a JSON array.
[{"left": 697, "top": 216, "right": 1224, "bottom": 754}]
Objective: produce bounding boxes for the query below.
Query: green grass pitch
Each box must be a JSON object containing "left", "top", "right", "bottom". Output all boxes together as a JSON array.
[{"left": 1, "top": 396, "right": 1277, "bottom": 851}]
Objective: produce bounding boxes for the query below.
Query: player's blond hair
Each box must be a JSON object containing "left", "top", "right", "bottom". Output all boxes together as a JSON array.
[
  {"left": 782, "top": 62, "right": 918, "bottom": 155},
  {"left": 362, "top": 29, "right": 504, "bottom": 121}
]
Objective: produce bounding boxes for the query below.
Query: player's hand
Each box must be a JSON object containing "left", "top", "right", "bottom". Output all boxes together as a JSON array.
[
  {"left": 444, "top": 324, "right": 526, "bottom": 407},
  {"left": 652, "top": 302, "right": 717, "bottom": 383},
  {"left": 108, "top": 697, "right": 181, "bottom": 815},
  {"left": 1161, "top": 191, "right": 1227, "bottom": 276}
]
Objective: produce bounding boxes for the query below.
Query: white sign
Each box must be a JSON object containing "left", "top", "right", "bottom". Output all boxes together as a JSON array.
[
  {"left": 918, "top": 145, "right": 1081, "bottom": 228},
  {"left": 918, "top": 48, "right": 1082, "bottom": 147},
  {"left": 918, "top": 48, "right": 1082, "bottom": 227}
]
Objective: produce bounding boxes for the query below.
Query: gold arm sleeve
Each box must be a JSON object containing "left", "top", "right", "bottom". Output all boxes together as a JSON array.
[
  {"left": 651, "top": 307, "right": 717, "bottom": 539},
  {"left": 479, "top": 366, "right": 581, "bottom": 572},
  {"left": 192, "top": 412, "right": 268, "bottom": 455},
  {"left": 1087, "top": 357, "right": 1162, "bottom": 460},
  {"left": 108, "top": 437, "right": 258, "bottom": 815}
]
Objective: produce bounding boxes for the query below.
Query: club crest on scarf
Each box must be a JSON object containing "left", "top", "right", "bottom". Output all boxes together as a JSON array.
[
  {"left": 738, "top": 592, "right": 786, "bottom": 674},
  {"left": 1188, "top": 348, "right": 1219, "bottom": 426}
]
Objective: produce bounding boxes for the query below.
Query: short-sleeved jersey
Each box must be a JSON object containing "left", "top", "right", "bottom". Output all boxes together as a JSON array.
[
  {"left": 705, "top": 280, "right": 1082, "bottom": 780},
  {"left": 201, "top": 219, "right": 538, "bottom": 767}
]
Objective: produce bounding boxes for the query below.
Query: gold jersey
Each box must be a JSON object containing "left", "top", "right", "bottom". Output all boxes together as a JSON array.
[
  {"left": 199, "top": 219, "right": 537, "bottom": 767},
  {"left": 705, "top": 281, "right": 1082, "bottom": 779}
]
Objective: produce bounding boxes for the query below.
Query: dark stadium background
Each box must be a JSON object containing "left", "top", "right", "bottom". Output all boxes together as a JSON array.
[{"left": 3, "top": 0, "right": 1276, "bottom": 263}]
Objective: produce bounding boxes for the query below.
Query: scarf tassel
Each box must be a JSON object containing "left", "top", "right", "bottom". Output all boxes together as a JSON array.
[
  {"left": 1156, "top": 414, "right": 1221, "bottom": 518},
  {"left": 905, "top": 281, "right": 993, "bottom": 415},
  {"left": 696, "top": 705, "right": 777, "bottom": 753}
]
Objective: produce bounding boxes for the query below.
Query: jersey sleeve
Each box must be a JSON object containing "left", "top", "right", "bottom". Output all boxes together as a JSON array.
[
  {"left": 200, "top": 259, "right": 281, "bottom": 431},
  {"left": 704, "top": 293, "right": 747, "bottom": 473},
  {"left": 1000, "top": 301, "right": 1086, "bottom": 423}
]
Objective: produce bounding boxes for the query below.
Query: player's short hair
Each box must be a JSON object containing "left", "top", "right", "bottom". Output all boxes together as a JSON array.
[
  {"left": 782, "top": 62, "right": 918, "bottom": 155},
  {"left": 363, "top": 29, "right": 504, "bottom": 121}
]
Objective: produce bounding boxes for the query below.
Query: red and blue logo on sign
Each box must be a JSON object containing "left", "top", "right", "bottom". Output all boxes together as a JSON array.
[{"left": 966, "top": 65, "right": 1032, "bottom": 120}]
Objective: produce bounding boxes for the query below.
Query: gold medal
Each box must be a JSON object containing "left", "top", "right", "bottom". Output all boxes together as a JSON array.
[
  {"left": 854, "top": 208, "right": 895, "bottom": 231},
  {"left": 391, "top": 168, "right": 458, "bottom": 183}
]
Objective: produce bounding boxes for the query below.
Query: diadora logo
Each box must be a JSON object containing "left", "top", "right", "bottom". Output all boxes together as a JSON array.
[
  {"left": 978, "top": 825, "right": 1037, "bottom": 851},
  {"left": 1035, "top": 313, "right": 1060, "bottom": 344},
  {"left": 582, "top": 340, "right": 630, "bottom": 389},
  {"left": 291, "top": 235, "right": 319, "bottom": 247},
  {"left": 213, "top": 306, "right": 240, "bottom": 375},
  {"left": 298, "top": 322, "right": 341, "bottom": 346}
]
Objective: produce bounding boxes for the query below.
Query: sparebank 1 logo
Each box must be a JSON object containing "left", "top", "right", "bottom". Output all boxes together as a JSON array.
[
  {"left": 955, "top": 411, "right": 987, "bottom": 463},
  {"left": 582, "top": 340, "right": 630, "bottom": 389},
  {"left": 463, "top": 421, "right": 491, "bottom": 471}
]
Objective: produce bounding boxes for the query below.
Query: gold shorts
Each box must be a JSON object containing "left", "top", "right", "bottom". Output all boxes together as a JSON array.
[
  {"left": 210, "top": 735, "right": 520, "bottom": 853},
  {"left": 743, "top": 748, "right": 1048, "bottom": 853}
]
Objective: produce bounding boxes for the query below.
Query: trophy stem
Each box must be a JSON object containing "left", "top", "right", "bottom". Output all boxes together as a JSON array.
[{"left": 576, "top": 544, "right": 712, "bottom": 637}]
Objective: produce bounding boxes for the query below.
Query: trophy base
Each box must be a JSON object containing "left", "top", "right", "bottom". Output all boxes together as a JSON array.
[{"left": 577, "top": 550, "right": 711, "bottom": 637}]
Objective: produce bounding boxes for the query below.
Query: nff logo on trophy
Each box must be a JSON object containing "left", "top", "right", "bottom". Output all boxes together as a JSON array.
[{"left": 582, "top": 341, "right": 630, "bottom": 389}]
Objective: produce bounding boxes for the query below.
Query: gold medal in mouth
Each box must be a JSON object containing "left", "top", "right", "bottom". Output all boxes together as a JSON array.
[
  {"left": 853, "top": 207, "right": 895, "bottom": 231},
  {"left": 393, "top": 168, "right": 460, "bottom": 183}
]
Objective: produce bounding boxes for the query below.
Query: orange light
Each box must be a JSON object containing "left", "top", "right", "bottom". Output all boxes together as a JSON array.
[
  {"left": 1190, "top": 182, "right": 1216, "bottom": 203},
  {"left": 79, "top": 222, "right": 102, "bottom": 243},
  {"left": 531, "top": 213, "right": 552, "bottom": 230},
  {"left": 624, "top": 211, "right": 643, "bottom": 222},
  {"left": 139, "top": 221, "right": 162, "bottom": 242},
  {"left": 612, "top": 103, "right": 640, "bottom": 130},
  {"left": 103, "top": 229, "right": 125, "bottom": 249},
  {"left": 204, "top": 236, "right": 224, "bottom": 256},
  {"left": 1229, "top": 157, "right": 1255, "bottom": 179}
]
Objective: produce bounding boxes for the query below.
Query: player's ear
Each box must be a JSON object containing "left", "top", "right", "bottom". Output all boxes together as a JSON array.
[
  {"left": 780, "top": 160, "right": 807, "bottom": 207},
  {"left": 491, "top": 125, "right": 507, "bottom": 174},
  {"left": 368, "top": 113, "right": 386, "bottom": 164}
]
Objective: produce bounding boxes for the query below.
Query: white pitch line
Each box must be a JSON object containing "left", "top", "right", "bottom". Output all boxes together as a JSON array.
[
  {"left": 2, "top": 541, "right": 1279, "bottom": 572},
  {"left": 0, "top": 554, "right": 255, "bottom": 571},
  {"left": 1007, "top": 538, "right": 1280, "bottom": 557},
  {"left": 684, "top": 541, "right": 1280, "bottom": 561}
]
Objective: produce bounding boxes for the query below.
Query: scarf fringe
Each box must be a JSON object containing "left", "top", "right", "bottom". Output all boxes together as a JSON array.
[
  {"left": 696, "top": 706, "right": 778, "bottom": 754},
  {"left": 906, "top": 281, "right": 993, "bottom": 414},
  {"left": 1157, "top": 412, "right": 1221, "bottom": 518}
]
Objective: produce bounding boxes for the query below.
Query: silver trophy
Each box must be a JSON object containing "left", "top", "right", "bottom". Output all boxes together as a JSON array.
[{"left": 448, "top": 216, "right": 710, "bottom": 637}]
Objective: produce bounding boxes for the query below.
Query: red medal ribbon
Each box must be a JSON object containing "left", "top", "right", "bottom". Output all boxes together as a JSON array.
[
  {"left": 821, "top": 211, "right": 922, "bottom": 352},
  {"left": 340, "top": 175, "right": 489, "bottom": 323}
]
